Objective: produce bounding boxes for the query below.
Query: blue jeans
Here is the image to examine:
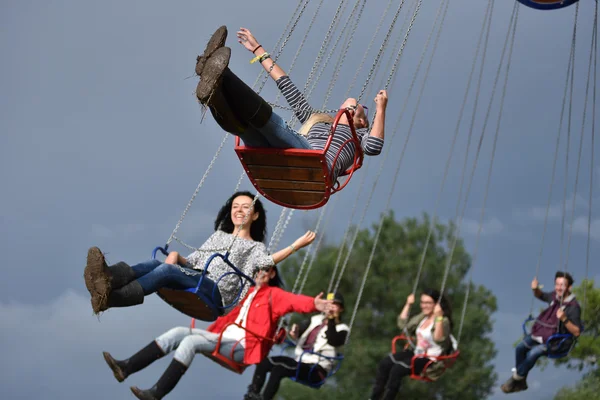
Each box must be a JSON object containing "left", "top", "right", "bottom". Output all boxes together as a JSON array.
[
  {"left": 515, "top": 335, "right": 548, "bottom": 378},
  {"left": 130, "top": 260, "right": 223, "bottom": 308},
  {"left": 237, "top": 112, "right": 313, "bottom": 149}
]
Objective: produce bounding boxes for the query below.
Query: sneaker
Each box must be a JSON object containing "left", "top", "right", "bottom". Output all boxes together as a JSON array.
[
  {"left": 196, "top": 25, "right": 228, "bottom": 76},
  {"left": 196, "top": 47, "right": 231, "bottom": 103}
]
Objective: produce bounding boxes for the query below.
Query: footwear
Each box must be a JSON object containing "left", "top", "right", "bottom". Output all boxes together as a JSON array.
[
  {"left": 102, "top": 341, "right": 164, "bottom": 382},
  {"left": 221, "top": 68, "right": 272, "bottom": 128},
  {"left": 512, "top": 378, "right": 528, "bottom": 393},
  {"left": 207, "top": 87, "right": 248, "bottom": 134},
  {"left": 108, "top": 261, "right": 136, "bottom": 290},
  {"left": 195, "top": 25, "right": 228, "bottom": 76},
  {"left": 130, "top": 359, "right": 188, "bottom": 400},
  {"left": 84, "top": 247, "right": 113, "bottom": 314},
  {"left": 196, "top": 47, "right": 231, "bottom": 104},
  {"left": 95, "top": 280, "right": 145, "bottom": 313}
]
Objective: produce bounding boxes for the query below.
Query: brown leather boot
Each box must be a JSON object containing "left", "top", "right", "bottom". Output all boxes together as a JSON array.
[{"left": 195, "top": 25, "right": 227, "bottom": 76}]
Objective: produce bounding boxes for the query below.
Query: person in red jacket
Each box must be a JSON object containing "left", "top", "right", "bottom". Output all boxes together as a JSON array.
[{"left": 101, "top": 265, "right": 332, "bottom": 400}]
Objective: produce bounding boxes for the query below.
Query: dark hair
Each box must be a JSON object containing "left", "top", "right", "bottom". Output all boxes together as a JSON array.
[
  {"left": 421, "top": 288, "right": 454, "bottom": 331},
  {"left": 268, "top": 266, "right": 284, "bottom": 289},
  {"left": 555, "top": 271, "right": 574, "bottom": 287},
  {"left": 213, "top": 191, "right": 267, "bottom": 243}
]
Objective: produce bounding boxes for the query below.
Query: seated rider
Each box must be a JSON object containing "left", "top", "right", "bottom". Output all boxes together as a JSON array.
[
  {"left": 370, "top": 289, "right": 455, "bottom": 400},
  {"left": 101, "top": 265, "right": 333, "bottom": 400},
  {"left": 244, "top": 292, "right": 348, "bottom": 399},
  {"left": 194, "top": 25, "right": 388, "bottom": 184},
  {"left": 83, "top": 191, "right": 315, "bottom": 316},
  {"left": 501, "top": 271, "right": 582, "bottom": 394}
]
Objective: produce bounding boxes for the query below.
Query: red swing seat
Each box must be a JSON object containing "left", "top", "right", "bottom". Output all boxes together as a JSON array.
[
  {"left": 391, "top": 334, "right": 460, "bottom": 382},
  {"left": 190, "top": 319, "right": 287, "bottom": 374},
  {"left": 234, "top": 108, "right": 364, "bottom": 210}
]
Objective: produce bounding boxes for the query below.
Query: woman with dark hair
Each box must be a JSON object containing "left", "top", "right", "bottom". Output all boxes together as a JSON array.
[
  {"left": 83, "top": 191, "right": 315, "bottom": 316},
  {"left": 369, "top": 289, "right": 456, "bottom": 400},
  {"left": 102, "top": 266, "right": 334, "bottom": 400}
]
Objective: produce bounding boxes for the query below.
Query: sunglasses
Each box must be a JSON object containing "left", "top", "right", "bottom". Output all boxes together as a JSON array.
[{"left": 347, "top": 104, "right": 369, "bottom": 119}]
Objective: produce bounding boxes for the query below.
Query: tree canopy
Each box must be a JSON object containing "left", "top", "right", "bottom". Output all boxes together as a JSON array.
[{"left": 276, "top": 211, "right": 498, "bottom": 399}]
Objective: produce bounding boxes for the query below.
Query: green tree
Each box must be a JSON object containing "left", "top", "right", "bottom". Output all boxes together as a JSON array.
[
  {"left": 276, "top": 212, "right": 498, "bottom": 399},
  {"left": 553, "top": 280, "right": 599, "bottom": 399}
]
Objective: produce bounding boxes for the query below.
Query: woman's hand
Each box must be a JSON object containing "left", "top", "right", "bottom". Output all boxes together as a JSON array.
[
  {"left": 374, "top": 90, "right": 388, "bottom": 110},
  {"left": 293, "top": 230, "right": 316, "bottom": 250},
  {"left": 433, "top": 303, "right": 444, "bottom": 317},
  {"left": 314, "top": 292, "right": 333, "bottom": 312},
  {"left": 406, "top": 293, "right": 415, "bottom": 306},
  {"left": 237, "top": 27, "right": 261, "bottom": 53}
]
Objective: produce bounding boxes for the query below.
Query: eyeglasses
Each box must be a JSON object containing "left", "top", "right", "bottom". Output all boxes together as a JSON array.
[{"left": 347, "top": 104, "right": 369, "bottom": 120}]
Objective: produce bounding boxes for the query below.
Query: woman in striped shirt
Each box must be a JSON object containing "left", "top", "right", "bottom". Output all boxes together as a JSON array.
[{"left": 196, "top": 26, "right": 387, "bottom": 183}]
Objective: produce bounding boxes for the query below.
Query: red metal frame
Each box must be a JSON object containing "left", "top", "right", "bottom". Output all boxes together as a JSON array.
[
  {"left": 191, "top": 319, "right": 286, "bottom": 374},
  {"left": 391, "top": 335, "right": 460, "bottom": 382},
  {"left": 234, "top": 108, "right": 364, "bottom": 210}
]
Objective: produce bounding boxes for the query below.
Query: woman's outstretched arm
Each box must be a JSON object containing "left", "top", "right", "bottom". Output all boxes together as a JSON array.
[{"left": 237, "top": 27, "right": 286, "bottom": 82}]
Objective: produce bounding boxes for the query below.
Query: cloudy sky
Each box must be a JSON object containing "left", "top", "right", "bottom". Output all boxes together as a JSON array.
[{"left": 1, "top": 0, "right": 598, "bottom": 399}]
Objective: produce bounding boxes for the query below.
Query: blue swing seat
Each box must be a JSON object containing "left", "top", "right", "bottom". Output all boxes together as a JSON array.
[
  {"left": 152, "top": 246, "right": 255, "bottom": 322},
  {"left": 278, "top": 339, "right": 344, "bottom": 389},
  {"left": 521, "top": 315, "right": 581, "bottom": 359}
]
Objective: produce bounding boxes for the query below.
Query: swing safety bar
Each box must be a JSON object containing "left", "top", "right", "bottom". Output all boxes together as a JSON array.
[
  {"left": 279, "top": 339, "right": 344, "bottom": 389},
  {"left": 391, "top": 335, "right": 460, "bottom": 382},
  {"left": 521, "top": 315, "right": 579, "bottom": 359}
]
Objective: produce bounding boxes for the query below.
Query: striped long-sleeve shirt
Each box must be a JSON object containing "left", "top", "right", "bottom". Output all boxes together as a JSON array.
[{"left": 276, "top": 76, "right": 384, "bottom": 181}]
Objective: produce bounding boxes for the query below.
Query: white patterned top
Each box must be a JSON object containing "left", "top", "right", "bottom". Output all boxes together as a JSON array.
[{"left": 185, "top": 230, "right": 274, "bottom": 314}]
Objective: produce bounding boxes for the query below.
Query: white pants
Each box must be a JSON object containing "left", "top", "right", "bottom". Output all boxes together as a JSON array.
[{"left": 155, "top": 326, "right": 245, "bottom": 367}]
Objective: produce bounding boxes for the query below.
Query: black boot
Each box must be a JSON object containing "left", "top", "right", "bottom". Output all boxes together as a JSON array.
[
  {"left": 244, "top": 387, "right": 263, "bottom": 400},
  {"left": 102, "top": 341, "right": 164, "bottom": 382},
  {"left": 94, "top": 280, "right": 145, "bottom": 313},
  {"left": 207, "top": 87, "right": 248, "bottom": 134},
  {"left": 108, "top": 261, "right": 136, "bottom": 290},
  {"left": 130, "top": 359, "right": 188, "bottom": 400},
  {"left": 221, "top": 68, "right": 272, "bottom": 128}
]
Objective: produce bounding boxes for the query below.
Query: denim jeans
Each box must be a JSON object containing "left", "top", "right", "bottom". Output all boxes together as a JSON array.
[
  {"left": 130, "top": 260, "right": 223, "bottom": 308},
  {"left": 237, "top": 111, "right": 313, "bottom": 149},
  {"left": 155, "top": 326, "right": 245, "bottom": 367},
  {"left": 515, "top": 335, "right": 548, "bottom": 378}
]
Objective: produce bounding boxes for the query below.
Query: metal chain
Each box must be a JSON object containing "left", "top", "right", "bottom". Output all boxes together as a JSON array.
[
  {"left": 274, "top": 0, "right": 327, "bottom": 106},
  {"left": 583, "top": 0, "right": 597, "bottom": 318},
  {"left": 166, "top": 132, "right": 231, "bottom": 245},
  {"left": 529, "top": 4, "right": 578, "bottom": 316},
  {"left": 272, "top": 209, "right": 296, "bottom": 252},
  {"left": 439, "top": 0, "right": 518, "bottom": 299},
  {"left": 356, "top": 0, "right": 408, "bottom": 102},
  {"left": 267, "top": 208, "right": 290, "bottom": 253},
  {"left": 345, "top": 0, "right": 396, "bottom": 99},
  {"left": 558, "top": 3, "right": 579, "bottom": 312},
  {"left": 458, "top": 2, "right": 519, "bottom": 344}
]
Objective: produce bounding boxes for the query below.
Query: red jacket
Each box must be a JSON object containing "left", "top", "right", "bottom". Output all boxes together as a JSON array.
[{"left": 207, "top": 285, "right": 317, "bottom": 364}]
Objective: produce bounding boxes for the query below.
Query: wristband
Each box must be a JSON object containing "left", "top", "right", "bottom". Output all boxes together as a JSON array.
[
  {"left": 435, "top": 316, "right": 444, "bottom": 323},
  {"left": 252, "top": 44, "right": 262, "bottom": 53},
  {"left": 250, "top": 52, "right": 270, "bottom": 64},
  {"left": 289, "top": 244, "right": 296, "bottom": 253}
]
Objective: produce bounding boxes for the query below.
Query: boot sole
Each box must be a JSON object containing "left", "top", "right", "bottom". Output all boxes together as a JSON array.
[
  {"left": 196, "top": 25, "right": 228, "bottom": 76},
  {"left": 196, "top": 47, "right": 231, "bottom": 103},
  {"left": 103, "top": 352, "right": 126, "bottom": 382},
  {"left": 85, "top": 247, "right": 111, "bottom": 314}
]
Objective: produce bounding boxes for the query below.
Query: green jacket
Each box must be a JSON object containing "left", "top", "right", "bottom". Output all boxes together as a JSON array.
[{"left": 396, "top": 312, "right": 454, "bottom": 381}]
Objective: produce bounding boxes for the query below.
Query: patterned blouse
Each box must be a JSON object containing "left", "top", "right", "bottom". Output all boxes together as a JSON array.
[{"left": 185, "top": 230, "right": 274, "bottom": 313}]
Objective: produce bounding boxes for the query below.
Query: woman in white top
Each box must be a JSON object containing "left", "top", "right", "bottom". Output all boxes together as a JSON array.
[
  {"left": 369, "top": 289, "right": 455, "bottom": 400},
  {"left": 83, "top": 190, "right": 315, "bottom": 316}
]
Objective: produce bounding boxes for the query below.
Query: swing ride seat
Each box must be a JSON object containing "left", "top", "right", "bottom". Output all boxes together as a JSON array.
[
  {"left": 516, "top": 0, "right": 580, "bottom": 11},
  {"left": 391, "top": 335, "right": 460, "bottom": 382},
  {"left": 152, "top": 246, "right": 255, "bottom": 322},
  {"left": 192, "top": 320, "right": 287, "bottom": 374},
  {"left": 234, "top": 108, "right": 364, "bottom": 210},
  {"left": 278, "top": 339, "right": 344, "bottom": 389},
  {"left": 521, "top": 315, "right": 580, "bottom": 359}
]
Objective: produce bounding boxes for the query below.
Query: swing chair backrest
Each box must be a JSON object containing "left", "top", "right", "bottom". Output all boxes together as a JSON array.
[
  {"left": 235, "top": 108, "right": 364, "bottom": 210},
  {"left": 391, "top": 335, "right": 460, "bottom": 382},
  {"left": 278, "top": 339, "right": 344, "bottom": 389},
  {"left": 196, "top": 321, "right": 287, "bottom": 374},
  {"left": 152, "top": 247, "right": 255, "bottom": 322},
  {"left": 521, "top": 315, "right": 579, "bottom": 359}
]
